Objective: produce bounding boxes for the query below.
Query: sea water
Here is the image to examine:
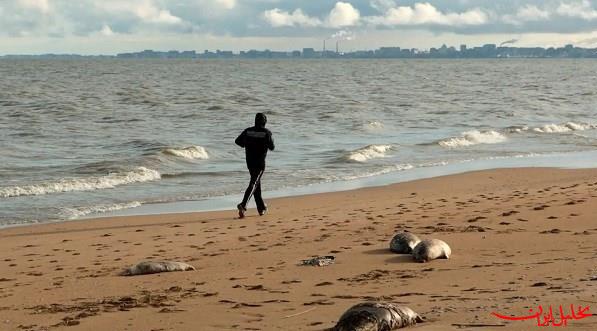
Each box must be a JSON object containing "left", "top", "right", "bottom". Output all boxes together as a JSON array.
[{"left": 1, "top": 59, "right": 596, "bottom": 226}]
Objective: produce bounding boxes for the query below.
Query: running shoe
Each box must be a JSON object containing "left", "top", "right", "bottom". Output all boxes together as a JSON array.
[{"left": 237, "top": 203, "right": 246, "bottom": 219}]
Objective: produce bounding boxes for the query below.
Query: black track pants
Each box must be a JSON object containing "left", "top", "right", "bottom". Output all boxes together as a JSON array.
[{"left": 240, "top": 166, "right": 265, "bottom": 211}]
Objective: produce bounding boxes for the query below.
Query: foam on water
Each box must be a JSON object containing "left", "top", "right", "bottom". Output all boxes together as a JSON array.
[
  {"left": 532, "top": 122, "right": 595, "bottom": 133},
  {"left": 60, "top": 201, "right": 143, "bottom": 219},
  {"left": 505, "top": 126, "right": 530, "bottom": 133},
  {"left": 0, "top": 167, "right": 161, "bottom": 198},
  {"left": 347, "top": 144, "right": 393, "bottom": 162},
  {"left": 439, "top": 130, "right": 507, "bottom": 148},
  {"left": 363, "top": 121, "right": 385, "bottom": 131},
  {"left": 162, "top": 146, "right": 209, "bottom": 160},
  {"left": 337, "top": 164, "right": 414, "bottom": 181}
]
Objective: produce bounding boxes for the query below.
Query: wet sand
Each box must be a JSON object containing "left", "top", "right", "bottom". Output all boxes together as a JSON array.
[{"left": 0, "top": 168, "right": 595, "bottom": 330}]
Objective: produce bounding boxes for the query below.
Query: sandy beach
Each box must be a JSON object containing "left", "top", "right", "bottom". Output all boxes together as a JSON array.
[{"left": 0, "top": 167, "right": 595, "bottom": 330}]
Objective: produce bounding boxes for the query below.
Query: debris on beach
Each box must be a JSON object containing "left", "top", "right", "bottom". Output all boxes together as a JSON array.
[
  {"left": 120, "top": 261, "right": 196, "bottom": 276},
  {"left": 332, "top": 302, "right": 423, "bottom": 330},
  {"left": 299, "top": 256, "right": 335, "bottom": 267},
  {"left": 412, "top": 239, "right": 451, "bottom": 263},
  {"left": 389, "top": 232, "right": 421, "bottom": 254}
]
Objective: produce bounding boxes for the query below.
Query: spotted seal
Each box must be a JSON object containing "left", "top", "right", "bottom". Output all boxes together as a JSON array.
[
  {"left": 120, "top": 261, "right": 196, "bottom": 276},
  {"left": 332, "top": 302, "right": 423, "bottom": 331},
  {"left": 412, "top": 239, "right": 451, "bottom": 262},
  {"left": 389, "top": 232, "right": 421, "bottom": 254}
]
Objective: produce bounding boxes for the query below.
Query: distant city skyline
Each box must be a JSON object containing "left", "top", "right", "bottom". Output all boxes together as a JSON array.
[
  {"left": 2, "top": 1, "right": 597, "bottom": 55},
  {"left": 3, "top": 42, "right": 595, "bottom": 59}
]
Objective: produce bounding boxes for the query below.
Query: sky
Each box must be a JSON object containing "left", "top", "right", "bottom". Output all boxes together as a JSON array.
[{"left": 1, "top": 0, "right": 597, "bottom": 54}]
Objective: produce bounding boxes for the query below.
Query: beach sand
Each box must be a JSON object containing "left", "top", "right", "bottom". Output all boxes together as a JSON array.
[{"left": 0, "top": 168, "right": 595, "bottom": 330}]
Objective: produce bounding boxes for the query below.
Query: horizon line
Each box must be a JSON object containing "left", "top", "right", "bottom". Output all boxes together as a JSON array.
[{"left": 2, "top": 42, "right": 596, "bottom": 57}]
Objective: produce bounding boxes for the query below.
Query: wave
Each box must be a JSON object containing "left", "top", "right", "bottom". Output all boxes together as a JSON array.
[
  {"left": 162, "top": 170, "right": 244, "bottom": 179},
  {"left": 439, "top": 130, "right": 507, "bottom": 148},
  {"left": 438, "top": 122, "right": 595, "bottom": 148},
  {"left": 532, "top": 122, "right": 596, "bottom": 133},
  {"left": 338, "top": 164, "right": 414, "bottom": 180},
  {"left": 504, "top": 126, "right": 529, "bottom": 133},
  {"left": 115, "top": 139, "right": 164, "bottom": 151},
  {"left": 60, "top": 201, "right": 143, "bottom": 219},
  {"left": 363, "top": 121, "right": 385, "bottom": 131},
  {"left": 162, "top": 146, "right": 209, "bottom": 160},
  {"left": 0, "top": 167, "right": 161, "bottom": 198},
  {"left": 346, "top": 144, "right": 393, "bottom": 162}
]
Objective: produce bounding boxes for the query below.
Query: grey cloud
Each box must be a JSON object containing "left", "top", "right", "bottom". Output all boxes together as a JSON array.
[
  {"left": 257, "top": 1, "right": 597, "bottom": 36},
  {"left": 1, "top": 0, "right": 597, "bottom": 40}
]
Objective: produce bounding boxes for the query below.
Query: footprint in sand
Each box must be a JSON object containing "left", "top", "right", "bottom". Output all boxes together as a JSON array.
[
  {"left": 315, "top": 282, "right": 334, "bottom": 286},
  {"left": 281, "top": 280, "right": 301, "bottom": 285}
]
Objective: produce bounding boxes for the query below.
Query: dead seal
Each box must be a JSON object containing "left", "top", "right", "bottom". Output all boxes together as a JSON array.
[
  {"left": 412, "top": 239, "right": 451, "bottom": 262},
  {"left": 120, "top": 261, "right": 196, "bottom": 276},
  {"left": 332, "top": 302, "right": 423, "bottom": 331},
  {"left": 389, "top": 232, "right": 421, "bottom": 254}
]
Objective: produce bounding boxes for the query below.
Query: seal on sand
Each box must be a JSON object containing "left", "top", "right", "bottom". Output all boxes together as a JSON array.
[
  {"left": 120, "top": 261, "right": 196, "bottom": 276},
  {"left": 389, "top": 232, "right": 421, "bottom": 254},
  {"left": 412, "top": 239, "right": 451, "bottom": 262},
  {"left": 332, "top": 302, "right": 423, "bottom": 331}
]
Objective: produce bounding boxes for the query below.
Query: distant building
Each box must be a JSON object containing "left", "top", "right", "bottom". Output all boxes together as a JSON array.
[
  {"left": 180, "top": 51, "right": 196, "bottom": 58},
  {"left": 482, "top": 44, "right": 497, "bottom": 57},
  {"left": 202, "top": 50, "right": 216, "bottom": 58},
  {"left": 217, "top": 50, "right": 233, "bottom": 58},
  {"left": 302, "top": 48, "right": 316, "bottom": 58},
  {"left": 377, "top": 47, "right": 401, "bottom": 58}
]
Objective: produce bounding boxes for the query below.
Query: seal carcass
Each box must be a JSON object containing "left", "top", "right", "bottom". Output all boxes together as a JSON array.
[
  {"left": 389, "top": 232, "right": 421, "bottom": 254},
  {"left": 412, "top": 239, "right": 451, "bottom": 263},
  {"left": 120, "top": 261, "right": 196, "bottom": 276},
  {"left": 332, "top": 302, "right": 423, "bottom": 331}
]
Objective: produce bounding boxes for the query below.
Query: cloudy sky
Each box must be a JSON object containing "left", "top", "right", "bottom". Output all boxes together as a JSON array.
[{"left": 1, "top": 0, "right": 597, "bottom": 54}]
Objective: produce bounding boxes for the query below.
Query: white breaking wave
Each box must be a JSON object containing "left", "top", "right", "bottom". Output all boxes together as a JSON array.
[
  {"left": 439, "top": 130, "right": 507, "bottom": 148},
  {"left": 532, "top": 122, "right": 596, "bottom": 133},
  {"left": 163, "top": 146, "right": 209, "bottom": 160},
  {"left": 60, "top": 201, "right": 143, "bottom": 219},
  {"left": 347, "top": 144, "right": 393, "bottom": 162},
  {"left": 0, "top": 167, "right": 161, "bottom": 198}
]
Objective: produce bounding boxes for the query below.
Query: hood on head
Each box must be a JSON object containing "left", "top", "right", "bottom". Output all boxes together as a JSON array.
[{"left": 255, "top": 113, "right": 267, "bottom": 128}]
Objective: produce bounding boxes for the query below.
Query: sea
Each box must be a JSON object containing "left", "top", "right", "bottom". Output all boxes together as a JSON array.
[{"left": 1, "top": 59, "right": 597, "bottom": 227}]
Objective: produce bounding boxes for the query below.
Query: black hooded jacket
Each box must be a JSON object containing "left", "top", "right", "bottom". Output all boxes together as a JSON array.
[{"left": 235, "top": 113, "right": 275, "bottom": 168}]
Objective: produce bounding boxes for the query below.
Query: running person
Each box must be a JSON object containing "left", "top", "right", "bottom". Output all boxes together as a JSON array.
[{"left": 235, "top": 113, "right": 275, "bottom": 218}]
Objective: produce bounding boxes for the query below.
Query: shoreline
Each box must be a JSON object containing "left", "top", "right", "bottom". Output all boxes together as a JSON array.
[
  {"left": 4, "top": 148, "right": 597, "bottom": 229},
  {"left": 0, "top": 167, "right": 595, "bottom": 330},
  {"left": 85, "top": 149, "right": 597, "bottom": 221}
]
